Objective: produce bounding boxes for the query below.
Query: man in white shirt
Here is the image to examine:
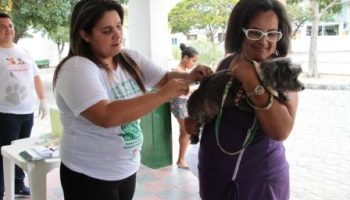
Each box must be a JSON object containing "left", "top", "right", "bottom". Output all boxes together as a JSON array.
[{"left": 0, "top": 12, "right": 47, "bottom": 199}]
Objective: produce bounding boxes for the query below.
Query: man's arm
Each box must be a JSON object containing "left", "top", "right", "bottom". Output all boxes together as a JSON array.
[
  {"left": 34, "top": 75, "right": 47, "bottom": 118},
  {"left": 34, "top": 75, "right": 45, "bottom": 100}
]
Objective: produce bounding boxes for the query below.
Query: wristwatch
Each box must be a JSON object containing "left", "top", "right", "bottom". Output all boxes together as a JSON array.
[{"left": 246, "top": 85, "right": 265, "bottom": 97}]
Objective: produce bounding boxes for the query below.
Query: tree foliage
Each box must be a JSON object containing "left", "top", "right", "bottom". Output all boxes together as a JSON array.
[
  {"left": 0, "top": 0, "right": 78, "bottom": 43},
  {"left": 287, "top": 0, "right": 342, "bottom": 14},
  {"left": 286, "top": 2, "right": 312, "bottom": 37},
  {"left": 0, "top": 0, "right": 128, "bottom": 62},
  {"left": 287, "top": 0, "right": 343, "bottom": 78},
  {"left": 168, "top": 0, "right": 238, "bottom": 42}
]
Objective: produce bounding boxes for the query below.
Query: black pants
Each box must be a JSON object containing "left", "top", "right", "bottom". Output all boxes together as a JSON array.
[
  {"left": 0, "top": 112, "right": 33, "bottom": 196},
  {"left": 60, "top": 163, "right": 136, "bottom": 200}
]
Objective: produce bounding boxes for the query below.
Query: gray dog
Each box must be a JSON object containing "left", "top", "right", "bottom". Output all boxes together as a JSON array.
[{"left": 187, "top": 57, "right": 304, "bottom": 143}]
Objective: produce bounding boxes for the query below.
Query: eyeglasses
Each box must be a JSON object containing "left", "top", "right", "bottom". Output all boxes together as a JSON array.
[{"left": 242, "top": 28, "right": 282, "bottom": 42}]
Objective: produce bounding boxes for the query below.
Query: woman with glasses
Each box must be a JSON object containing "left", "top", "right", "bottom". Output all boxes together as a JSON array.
[{"left": 185, "top": 0, "right": 297, "bottom": 199}]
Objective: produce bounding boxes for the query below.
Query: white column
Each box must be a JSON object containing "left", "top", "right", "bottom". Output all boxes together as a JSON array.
[{"left": 128, "top": 0, "right": 172, "bottom": 68}]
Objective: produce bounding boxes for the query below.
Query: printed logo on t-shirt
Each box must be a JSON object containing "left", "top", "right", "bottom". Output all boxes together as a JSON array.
[
  {"left": 111, "top": 79, "right": 142, "bottom": 99},
  {"left": 120, "top": 120, "right": 143, "bottom": 149},
  {"left": 6, "top": 56, "right": 29, "bottom": 73},
  {"left": 111, "top": 78, "right": 143, "bottom": 150}
]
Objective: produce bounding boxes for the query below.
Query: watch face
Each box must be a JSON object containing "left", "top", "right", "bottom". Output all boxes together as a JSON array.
[
  {"left": 246, "top": 85, "right": 265, "bottom": 97},
  {"left": 256, "top": 85, "right": 265, "bottom": 95}
]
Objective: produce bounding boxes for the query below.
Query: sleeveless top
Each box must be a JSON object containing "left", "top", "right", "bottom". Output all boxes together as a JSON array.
[{"left": 198, "top": 55, "right": 289, "bottom": 200}]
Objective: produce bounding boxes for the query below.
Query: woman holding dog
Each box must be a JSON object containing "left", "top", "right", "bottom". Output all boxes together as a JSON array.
[
  {"left": 52, "top": 1, "right": 212, "bottom": 199},
  {"left": 185, "top": 0, "right": 299, "bottom": 199}
]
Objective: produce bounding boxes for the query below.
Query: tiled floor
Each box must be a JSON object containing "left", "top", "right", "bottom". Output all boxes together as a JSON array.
[
  {"left": 18, "top": 106, "right": 200, "bottom": 200},
  {"left": 21, "top": 164, "right": 199, "bottom": 200},
  {"left": 134, "top": 165, "right": 200, "bottom": 200}
]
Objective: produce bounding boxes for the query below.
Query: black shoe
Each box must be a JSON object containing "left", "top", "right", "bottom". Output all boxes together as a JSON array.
[{"left": 15, "top": 182, "right": 30, "bottom": 196}]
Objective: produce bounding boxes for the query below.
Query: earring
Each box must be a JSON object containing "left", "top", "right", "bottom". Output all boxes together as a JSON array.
[{"left": 275, "top": 50, "right": 279, "bottom": 57}]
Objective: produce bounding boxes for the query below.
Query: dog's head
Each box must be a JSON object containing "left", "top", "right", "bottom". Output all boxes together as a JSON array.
[{"left": 260, "top": 57, "right": 305, "bottom": 93}]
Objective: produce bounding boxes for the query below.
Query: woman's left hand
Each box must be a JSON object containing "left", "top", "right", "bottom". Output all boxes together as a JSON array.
[{"left": 189, "top": 65, "right": 213, "bottom": 83}]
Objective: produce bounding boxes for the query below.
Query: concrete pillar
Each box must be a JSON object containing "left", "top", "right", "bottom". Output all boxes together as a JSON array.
[
  {"left": 128, "top": 0, "right": 174, "bottom": 169},
  {"left": 128, "top": 0, "right": 172, "bottom": 68}
]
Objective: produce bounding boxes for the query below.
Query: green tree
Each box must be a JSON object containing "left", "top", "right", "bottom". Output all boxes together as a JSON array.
[
  {"left": 168, "top": 0, "right": 238, "bottom": 43},
  {"left": 0, "top": 0, "right": 77, "bottom": 43},
  {"left": 45, "top": 26, "right": 69, "bottom": 61},
  {"left": 307, "top": 0, "right": 343, "bottom": 78},
  {"left": 0, "top": 0, "right": 12, "bottom": 13},
  {"left": 286, "top": 2, "right": 312, "bottom": 37},
  {"left": 1, "top": 0, "right": 127, "bottom": 62},
  {"left": 287, "top": 0, "right": 343, "bottom": 78}
]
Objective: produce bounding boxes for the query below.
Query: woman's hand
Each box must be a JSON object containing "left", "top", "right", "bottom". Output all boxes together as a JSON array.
[
  {"left": 184, "top": 117, "right": 201, "bottom": 136},
  {"left": 157, "top": 78, "right": 189, "bottom": 101},
  {"left": 189, "top": 65, "right": 213, "bottom": 83},
  {"left": 228, "top": 58, "right": 257, "bottom": 84}
]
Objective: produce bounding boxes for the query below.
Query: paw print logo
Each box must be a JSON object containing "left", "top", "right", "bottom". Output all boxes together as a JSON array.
[{"left": 4, "top": 84, "right": 27, "bottom": 105}]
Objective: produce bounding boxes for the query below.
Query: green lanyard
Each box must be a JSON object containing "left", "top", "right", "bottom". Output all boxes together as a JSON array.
[{"left": 214, "top": 78, "right": 258, "bottom": 156}]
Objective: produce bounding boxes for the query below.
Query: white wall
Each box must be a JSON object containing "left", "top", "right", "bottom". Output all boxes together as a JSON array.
[
  {"left": 291, "top": 36, "right": 350, "bottom": 52},
  {"left": 128, "top": 0, "right": 175, "bottom": 69}
]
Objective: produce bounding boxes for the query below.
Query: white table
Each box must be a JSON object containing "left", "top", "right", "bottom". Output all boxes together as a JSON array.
[{"left": 1, "top": 137, "right": 60, "bottom": 200}]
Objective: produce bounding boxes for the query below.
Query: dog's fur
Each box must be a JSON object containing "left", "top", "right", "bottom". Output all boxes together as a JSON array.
[
  {"left": 187, "top": 57, "right": 304, "bottom": 143},
  {"left": 187, "top": 70, "right": 232, "bottom": 124},
  {"left": 256, "top": 57, "right": 305, "bottom": 100}
]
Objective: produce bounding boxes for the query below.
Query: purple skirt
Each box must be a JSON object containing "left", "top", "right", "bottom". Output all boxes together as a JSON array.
[{"left": 198, "top": 107, "right": 290, "bottom": 200}]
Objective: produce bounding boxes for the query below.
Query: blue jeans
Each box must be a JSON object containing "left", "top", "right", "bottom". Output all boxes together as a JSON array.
[{"left": 0, "top": 112, "right": 33, "bottom": 197}]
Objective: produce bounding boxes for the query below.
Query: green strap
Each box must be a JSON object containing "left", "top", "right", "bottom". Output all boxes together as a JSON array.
[{"left": 215, "top": 78, "right": 258, "bottom": 156}]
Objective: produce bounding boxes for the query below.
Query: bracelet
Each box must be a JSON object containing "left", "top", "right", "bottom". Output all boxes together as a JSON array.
[{"left": 247, "top": 92, "right": 273, "bottom": 110}]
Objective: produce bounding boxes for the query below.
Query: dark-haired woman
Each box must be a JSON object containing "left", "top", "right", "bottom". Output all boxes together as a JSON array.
[
  {"left": 170, "top": 43, "right": 199, "bottom": 169},
  {"left": 185, "top": 0, "right": 298, "bottom": 199},
  {"left": 52, "top": 1, "right": 212, "bottom": 199}
]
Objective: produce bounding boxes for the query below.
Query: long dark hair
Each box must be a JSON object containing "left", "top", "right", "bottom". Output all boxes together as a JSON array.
[
  {"left": 224, "top": 0, "right": 291, "bottom": 57},
  {"left": 53, "top": 0, "right": 146, "bottom": 92}
]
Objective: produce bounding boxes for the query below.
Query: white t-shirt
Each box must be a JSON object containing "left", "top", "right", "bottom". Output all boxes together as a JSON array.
[
  {"left": 55, "top": 49, "right": 166, "bottom": 180},
  {"left": 0, "top": 45, "right": 39, "bottom": 114}
]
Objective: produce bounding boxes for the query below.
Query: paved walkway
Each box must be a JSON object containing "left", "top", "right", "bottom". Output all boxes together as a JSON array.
[
  {"left": 24, "top": 68, "right": 350, "bottom": 200},
  {"left": 285, "top": 89, "right": 350, "bottom": 200}
]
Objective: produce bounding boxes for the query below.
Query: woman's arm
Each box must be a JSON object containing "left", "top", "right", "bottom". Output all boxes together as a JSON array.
[
  {"left": 81, "top": 78, "right": 189, "bottom": 128},
  {"left": 34, "top": 75, "right": 45, "bottom": 100},
  {"left": 83, "top": 64, "right": 212, "bottom": 128},
  {"left": 155, "top": 65, "right": 213, "bottom": 88},
  {"left": 230, "top": 59, "right": 298, "bottom": 141}
]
